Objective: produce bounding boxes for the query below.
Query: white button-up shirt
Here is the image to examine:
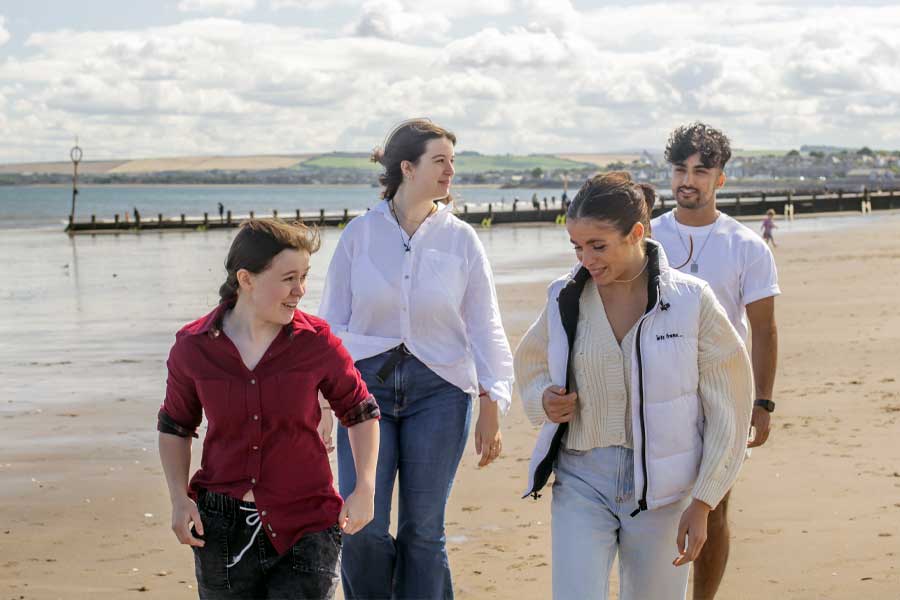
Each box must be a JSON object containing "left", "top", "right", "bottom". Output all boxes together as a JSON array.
[{"left": 318, "top": 200, "right": 514, "bottom": 413}]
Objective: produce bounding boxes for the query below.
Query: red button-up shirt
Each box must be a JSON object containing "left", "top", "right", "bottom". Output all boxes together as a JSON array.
[{"left": 159, "top": 302, "right": 378, "bottom": 555}]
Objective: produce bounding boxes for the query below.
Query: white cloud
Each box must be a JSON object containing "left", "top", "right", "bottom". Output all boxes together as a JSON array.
[
  {"left": 178, "top": 0, "right": 257, "bottom": 17},
  {"left": 350, "top": 0, "right": 451, "bottom": 41},
  {"left": 2, "top": 2, "right": 900, "bottom": 162}
]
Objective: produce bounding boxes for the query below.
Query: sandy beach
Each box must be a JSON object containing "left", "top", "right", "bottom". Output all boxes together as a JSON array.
[{"left": 2, "top": 214, "right": 899, "bottom": 599}]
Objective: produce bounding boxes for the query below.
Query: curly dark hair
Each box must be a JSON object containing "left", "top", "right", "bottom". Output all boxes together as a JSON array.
[{"left": 664, "top": 122, "right": 732, "bottom": 169}]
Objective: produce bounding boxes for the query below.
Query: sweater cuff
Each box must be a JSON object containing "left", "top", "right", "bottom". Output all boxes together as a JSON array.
[
  {"left": 692, "top": 476, "right": 730, "bottom": 510},
  {"left": 522, "top": 375, "right": 553, "bottom": 427}
]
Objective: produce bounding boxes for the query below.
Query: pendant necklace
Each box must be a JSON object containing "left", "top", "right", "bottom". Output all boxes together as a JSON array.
[{"left": 674, "top": 212, "right": 719, "bottom": 274}]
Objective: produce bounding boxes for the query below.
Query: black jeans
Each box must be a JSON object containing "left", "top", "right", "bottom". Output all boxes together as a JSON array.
[{"left": 192, "top": 489, "right": 341, "bottom": 600}]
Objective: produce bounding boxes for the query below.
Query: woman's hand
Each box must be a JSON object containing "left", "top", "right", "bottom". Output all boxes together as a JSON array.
[
  {"left": 171, "top": 495, "right": 205, "bottom": 547},
  {"left": 474, "top": 394, "right": 502, "bottom": 467},
  {"left": 673, "top": 499, "right": 711, "bottom": 567},
  {"left": 542, "top": 385, "right": 578, "bottom": 423},
  {"left": 339, "top": 484, "right": 375, "bottom": 535},
  {"left": 318, "top": 406, "right": 335, "bottom": 453}
]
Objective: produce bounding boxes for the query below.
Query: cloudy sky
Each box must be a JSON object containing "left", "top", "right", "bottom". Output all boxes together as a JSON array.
[{"left": 1, "top": 0, "right": 898, "bottom": 163}]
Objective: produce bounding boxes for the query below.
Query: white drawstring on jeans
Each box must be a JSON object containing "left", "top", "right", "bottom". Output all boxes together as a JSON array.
[{"left": 226, "top": 506, "right": 262, "bottom": 569}]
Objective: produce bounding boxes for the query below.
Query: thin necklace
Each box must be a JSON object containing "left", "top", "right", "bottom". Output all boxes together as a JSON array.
[
  {"left": 674, "top": 211, "right": 719, "bottom": 274},
  {"left": 389, "top": 199, "right": 435, "bottom": 252},
  {"left": 612, "top": 257, "right": 649, "bottom": 283}
]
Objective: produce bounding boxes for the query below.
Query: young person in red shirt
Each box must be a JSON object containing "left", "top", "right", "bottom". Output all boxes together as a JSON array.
[{"left": 158, "top": 219, "right": 380, "bottom": 599}]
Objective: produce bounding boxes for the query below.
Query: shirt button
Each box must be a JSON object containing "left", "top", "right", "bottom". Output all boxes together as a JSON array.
[
  {"left": 250, "top": 379, "right": 256, "bottom": 385},
  {"left": 271, "top": 532, "right": 277, "bottom": 538},
  {"left": 261, "top": 510, "right": 267, "bottom": 516},
  {"left": 404, "top": 275, "right": 410, "bottom": 279},
  {"left": 252, "top": 445, "right": 259, "bottom": 451},
  {"left": 251, "top": 478, "right": 256, "bottom": 484},
  {"left": 252, "top": 414, "right": 259, "bottom": 420}
]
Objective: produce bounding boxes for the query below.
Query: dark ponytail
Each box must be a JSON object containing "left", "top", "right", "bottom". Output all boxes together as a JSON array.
[
  {"left": 567, "top": 171, "right": 656, "bottom": 236},
  {"left": 218, "top": 218, "right": 321, "bottom": 304},
  {"left": 371, "top": 118, "right": 457, "bottom": 201}
]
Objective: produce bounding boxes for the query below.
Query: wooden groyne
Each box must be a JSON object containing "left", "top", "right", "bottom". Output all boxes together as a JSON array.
[{"left": 65, "top": 187, "right": 900, "bottom": 234}]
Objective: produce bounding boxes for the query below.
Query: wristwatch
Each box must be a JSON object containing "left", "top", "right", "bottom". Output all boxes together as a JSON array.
[{"left": 754, "top": 399, "right": 776, "bottom": 413}]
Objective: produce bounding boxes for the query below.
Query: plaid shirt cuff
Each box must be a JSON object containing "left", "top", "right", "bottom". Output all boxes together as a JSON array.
[
  {"left": 337, "top": 395, "right": 380, "bottom": 428},
  {"left": 157, "top": 409, "right": 199, "bottom": 438}
]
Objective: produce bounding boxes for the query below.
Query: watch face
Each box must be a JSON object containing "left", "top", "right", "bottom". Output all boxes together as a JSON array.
[{"left": 756, "top": 400, "right": 775, "bottom": 412}]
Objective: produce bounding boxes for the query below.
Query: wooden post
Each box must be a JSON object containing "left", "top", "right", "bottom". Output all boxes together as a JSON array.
[
  {"left": 319, "top": 209, "right": 325, "bottom": 225},
  {"left": 249, "top": 210, "right": 255, "bottom": 219},
  {"left": 295, "top": 209, "right": 301, "bottom": 221},
  {"left": 115, "top": 214, "right": 119, "bottom": 224},
  {"left": 181, "top": 214, "right": 186, "bottom": 225},
  {"left": 464, "top": 205, "right": 468, "bottom": 215},
  {"left": 343, "top": 209, "right": 349, "bottom": 223},
  {"left": 158, "top": 213, "right": 163, "bottom": 225},
  {"left": 273, "top": 209, "right": 278, "bottom": 219},
  {"left": 204, "top": 212, "right": 209, "bottom": 226},
  {"left": 488, "top": 203, "right": 493, "bottom": 218},
  {"left": 91, "top": 215, "right": 96, "bottom": 225},
  {"left": 735, "top": 195, "right": 741, "bottom": 216},
  {"left": 227, "top": 210, "right": 232, "bottom": 225}
]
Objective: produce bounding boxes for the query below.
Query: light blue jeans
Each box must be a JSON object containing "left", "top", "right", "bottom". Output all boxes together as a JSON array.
[{"left": 551, "top": 445, "right": 692, "bottom": 600}]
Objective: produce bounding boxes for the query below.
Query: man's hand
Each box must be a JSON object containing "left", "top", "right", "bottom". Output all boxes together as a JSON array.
[
  {"left": 542, "top": 385, "right": 578, "bottom": 423},
  {"left": 674, "top": 499, "right": 711, "bottom": 567},
  {"left": 748, "top": 406, "right": 772, "bottom": 448},
  {"left": 318, "top": 406, "right": 335, "bottom": 453},
  {"left": 171, "top": 495, "right": 205, "bottom": 547}
]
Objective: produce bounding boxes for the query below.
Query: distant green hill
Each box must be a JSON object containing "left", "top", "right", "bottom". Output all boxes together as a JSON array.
[{"left": 303, "top": 153, "right": 596, "bottom": 173}]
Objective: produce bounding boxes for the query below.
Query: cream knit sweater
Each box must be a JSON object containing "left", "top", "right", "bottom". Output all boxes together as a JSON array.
[{"left": 515, "top": 281, "right": 753, "bottom": 508}]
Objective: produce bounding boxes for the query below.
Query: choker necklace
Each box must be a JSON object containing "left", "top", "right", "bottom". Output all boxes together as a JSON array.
[{"left": 612, "top": 258, "right": 649, "bottom": 283}]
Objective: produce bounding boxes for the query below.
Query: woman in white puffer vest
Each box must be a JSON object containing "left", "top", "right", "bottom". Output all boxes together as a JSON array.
[{"left": 514, "top": 172, "right": 753, "bottom": 600}]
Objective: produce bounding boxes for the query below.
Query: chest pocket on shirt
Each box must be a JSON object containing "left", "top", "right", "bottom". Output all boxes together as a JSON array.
[
  {"left": 419, "top": 249, "right": 466, "bottom": 305},
  {"left": 196, "top": 379, "right": 231, "bottom": 430}
]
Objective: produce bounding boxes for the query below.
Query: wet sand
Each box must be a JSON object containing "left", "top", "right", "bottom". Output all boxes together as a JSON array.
[{"left": 2, "top": 214, "right": 900, "bottom": 598}]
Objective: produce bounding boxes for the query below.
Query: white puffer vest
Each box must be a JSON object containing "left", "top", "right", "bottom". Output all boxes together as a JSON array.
[{"left": 524, "top": 240, "right": 708, "bottom": 514}]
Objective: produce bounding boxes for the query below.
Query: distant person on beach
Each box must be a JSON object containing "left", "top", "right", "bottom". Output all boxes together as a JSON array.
[
  {"left": 319, "top": 118, "right": 514, "bottom": 599},
  {"left": 651, "top": 122, "right": 780, "bottom": 600},
  {"left": 133, "top": 207, "right": 140, "bottom": 224},
  {"left": 561, "top": 190, "right": 569, "bottom": 211},
  {"left": 514, "top": 196, "right": 520, "bottom": 211},
  {"left": 157, "top": 219, "right": 380, "bottom": 599},
  {"left": 515, "top": 172, "right": 752, "bottom": 599},
  {"left": 218, "top": 202, "right": 224, "bottom": 223},
  {"left": 761, "top": 209, "right": 777, "bottom": 248}
]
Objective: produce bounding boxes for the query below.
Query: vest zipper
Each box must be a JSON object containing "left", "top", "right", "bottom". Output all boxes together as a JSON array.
[{"left": 630, "top": 315, "right": 650, "bottom": 518}]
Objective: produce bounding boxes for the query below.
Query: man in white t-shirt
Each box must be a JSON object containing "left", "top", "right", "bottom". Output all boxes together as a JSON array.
[{"left": 651, "top": 123, "right": 780, "bottom": 600}]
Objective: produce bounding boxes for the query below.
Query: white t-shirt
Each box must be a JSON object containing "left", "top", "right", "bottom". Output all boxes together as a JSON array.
[{"left": 651, "top": 210, "right": 780, "bottom": 343}]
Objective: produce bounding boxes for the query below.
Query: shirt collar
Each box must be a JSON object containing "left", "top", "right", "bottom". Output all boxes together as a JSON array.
[
  {"left": 374, "top": 198, "right": 452, "bottom": 225},
  {"left": 187, "top": 301, "right": 316, "bottom": 340}
]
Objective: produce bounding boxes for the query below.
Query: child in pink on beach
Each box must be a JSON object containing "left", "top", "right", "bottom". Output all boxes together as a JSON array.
[{"left": 761, "top": 209, "right": 777, "bottom": 248}]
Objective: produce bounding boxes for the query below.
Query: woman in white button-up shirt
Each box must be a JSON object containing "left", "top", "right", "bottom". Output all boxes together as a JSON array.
[{"left": 319, "top": 119, "right": 514, "bottom": 600}]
